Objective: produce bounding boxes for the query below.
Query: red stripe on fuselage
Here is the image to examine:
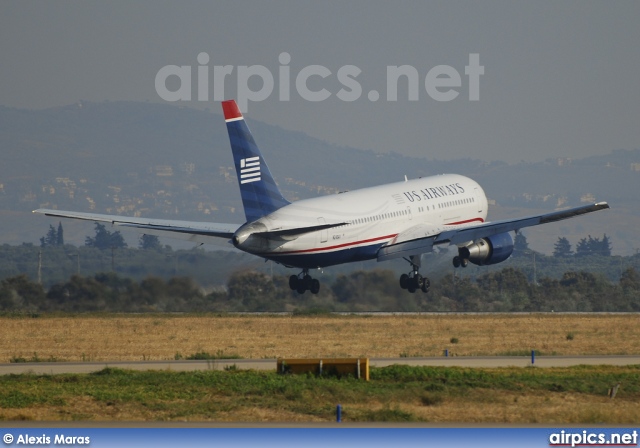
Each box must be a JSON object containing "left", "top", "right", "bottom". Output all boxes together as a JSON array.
[
  {"left": 445, "top": 217, "right": 485, "bottom": 226},
  {"left": 266, "top": 234, "right": 398, "bottom": 256}
]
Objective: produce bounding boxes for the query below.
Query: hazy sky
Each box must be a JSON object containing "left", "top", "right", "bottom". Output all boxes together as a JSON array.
[{"left": 1, "top": 1, "right": 639, "bottom": 162}]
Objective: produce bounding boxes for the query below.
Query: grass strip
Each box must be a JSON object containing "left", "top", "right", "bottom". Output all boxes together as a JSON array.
[{"left": 0, "top": 365, "right": 638, "bottom": 423}]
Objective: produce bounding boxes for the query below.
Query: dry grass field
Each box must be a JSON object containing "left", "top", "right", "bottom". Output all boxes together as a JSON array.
[
  {"left": 1, "top": 314, "right": 639, "bottom": 423},
  {"left": 1, "top": 313, "right": 638, "bottom": 362}
]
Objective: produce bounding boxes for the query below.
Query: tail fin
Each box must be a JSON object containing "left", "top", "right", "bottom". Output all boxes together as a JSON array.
[{"left": 222, "top": 100, "right": 290, "bottom": 222}]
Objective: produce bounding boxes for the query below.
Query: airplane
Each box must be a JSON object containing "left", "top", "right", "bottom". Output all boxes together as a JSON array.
[{"left": 34, "top": 99, "right": 610, "bottom": 295}]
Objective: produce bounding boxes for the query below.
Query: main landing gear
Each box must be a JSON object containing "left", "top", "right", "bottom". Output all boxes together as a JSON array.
[
  {"left": 452, "top": 255, "right": 469, "bottom": 268},
  {"left": 399, "top": 255, "right": 430, "bottom": 293},
  {"left": 289, "top": 269, "right": 320, "bottom": 295}
]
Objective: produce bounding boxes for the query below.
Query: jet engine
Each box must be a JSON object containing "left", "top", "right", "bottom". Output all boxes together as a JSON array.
[
  {"left": 232, "top": 221, "right": 269, "bottom": 253},
  {"left": 457, "top": 232, "right": 514, "bottom": 266}
]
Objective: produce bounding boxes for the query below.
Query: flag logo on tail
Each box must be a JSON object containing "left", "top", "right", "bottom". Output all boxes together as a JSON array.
[{"left": 240, "top": 156, "right": 261, "bottom": 184}]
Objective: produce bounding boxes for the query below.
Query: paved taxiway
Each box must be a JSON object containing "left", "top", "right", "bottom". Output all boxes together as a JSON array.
[{"left": 1, "top": 355, "right": 638, "bottom": 375}]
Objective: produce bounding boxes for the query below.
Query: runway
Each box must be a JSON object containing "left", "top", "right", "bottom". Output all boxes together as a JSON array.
[{"left": 1, "top": 355, "right": 638, "bottom": 375}]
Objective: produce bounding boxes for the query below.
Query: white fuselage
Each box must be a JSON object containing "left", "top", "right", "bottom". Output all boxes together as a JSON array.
[{"left": 234, "top": 173, "right": 489, "bottom": 268}]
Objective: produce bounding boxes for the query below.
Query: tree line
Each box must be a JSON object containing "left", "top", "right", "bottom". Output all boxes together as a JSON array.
[
  {"left": 1, "top": 266, "right": 639, "bottom": 313},
  {"left": 45, "top": 222, "right": 615, "bottom": 257},
  {"left": 41, "top": 222, "right": 146, "bottom": 250},
  {"left": 0, "top": 224, "right": 632, "bottom": 312},
  {"left": 513, "top": 233, "right": 613, "bottom": 258}
]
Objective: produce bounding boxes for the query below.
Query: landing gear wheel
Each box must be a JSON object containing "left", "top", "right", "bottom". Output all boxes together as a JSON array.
[
  {"left": 453, "top": 256, "right": 461, "bottom": 268},
  {"left": 399, "top": 274, "right": 409, "bottom": 289},
  {"left": 461, "top": 258, "right": 468, "bottom": 268},
  {"left": 289, "top": 275, "right": 299, "bottom": 290},
  {"left": 421, "top": 277, "right": 430, "bottom": 293},
  {"left": 291, "top": 269, "right": 321, "bottom": 295},
  {"left": 399, "top": 255, "right": 430, "bottom": 294},
  {"left": 303, "top": 275, "right": 313, "bottom": 289},
  {"left": 409, "top": 276, "right": 421, "bottom": 293}
]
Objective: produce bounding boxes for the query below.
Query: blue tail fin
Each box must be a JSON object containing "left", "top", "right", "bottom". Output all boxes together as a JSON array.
[{"left": 222, "top": 100, "right": 290, "bottom": 223}]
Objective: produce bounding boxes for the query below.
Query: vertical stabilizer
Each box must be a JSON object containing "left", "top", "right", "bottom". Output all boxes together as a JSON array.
[{"left": 222, "top": 100, "right": 290, "bottom": 222}]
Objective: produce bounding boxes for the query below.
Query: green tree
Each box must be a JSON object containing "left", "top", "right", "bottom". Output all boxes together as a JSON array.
[
  {"left": 597, "top": 234, "right": 612, "bottom": 256},
  {"left": 575, "top": 237, "right": 591, "bottom": 257},
  {"left": 477, "top": 267, "right": 530, "bottom": 293},
  {"left": 85, "top": 223, "right": 127, "bottom": 250},
  {"left": 435, "top": 274, "right": 481, "bottom": 312},
  {"left": 139, "top": 234, "right": 162, "bottom": 251},
  {"left": 227, "top": 271, "right": 276, "bottom": 311},
  {"left": 620, "top": 267, "right": 640, "bottom": 291},
  {"left": 56, "top": 222, "right": 64, "bottom": 246},
  {"left": 164, "top": 277, "right": 205, "bottom": 311},
  {"left": 139, "top": 277, "right": 168, "bottom": 309},
  {"left": 553, "top": 237, "right": 573, "bottom": 258},
  {"left": 40, "top": 225, "right": 57, "bottom": 247},
  {"left": 331, "top": 270, "right": 401, "bottom": 309},
  {"left": 0, "top": 274, "right": 47, "bottom": 311},
  {"left": 575, "top": 234, "right": 612, "bottom": 257},
  {"left": 512, "top": 232, "right": 530, "bottom": 257},
  {"left": 559, "top": 271, "right": 598, "bottom": 290},
  {"left": 40, "top": 223, "right": 65, "bottom": 247},
  {"left": 46, "top": 275, "right": 106, "bottom": 311}
]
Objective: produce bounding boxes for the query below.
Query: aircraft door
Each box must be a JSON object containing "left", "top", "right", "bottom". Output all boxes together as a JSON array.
[
  {"left": 474, "top": 188, "right": 483, "bottom": 214},
  {"left": 317, "top": 217, "right": 328, "bottom": 244}
]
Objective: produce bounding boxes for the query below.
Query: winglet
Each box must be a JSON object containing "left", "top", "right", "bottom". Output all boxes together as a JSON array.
[{"left": 222, "top": 100, "right": 243, "bottom": 122}]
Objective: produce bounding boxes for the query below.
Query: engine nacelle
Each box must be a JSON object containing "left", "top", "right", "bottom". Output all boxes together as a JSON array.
[
  {"left": 458, "top": 232, "right": 514, "bottom": 266},
  {"left": 232, "top": 221, "right": 269, "bottom": 253}
]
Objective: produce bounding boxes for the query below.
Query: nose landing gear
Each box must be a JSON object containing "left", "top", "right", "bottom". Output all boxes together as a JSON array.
[
  {"left": 289, "top": 269, "right": 320, "bottom": 295},
  {"left": 399, "top": 255, "right": 430, "bottom": 293}
]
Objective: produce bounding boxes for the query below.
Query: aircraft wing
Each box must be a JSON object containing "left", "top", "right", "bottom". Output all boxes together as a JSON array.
[
  {"left": 377, "top": 202, "right": 610, "bottom": 261},
  {"left": 33, "top": 208, "right": 242, "bottom": 244}
]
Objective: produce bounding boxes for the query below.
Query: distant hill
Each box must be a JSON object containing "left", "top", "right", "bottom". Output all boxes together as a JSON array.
[{"left": 1, "top": 101, "right": 638, "bottom": 254}]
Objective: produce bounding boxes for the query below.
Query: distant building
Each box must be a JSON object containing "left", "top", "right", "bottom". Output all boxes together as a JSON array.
[
  {"left": 580, "top": 193, "right": 596, "bottom": 203},
  {"left": 153, "top": 166, "right": 174, "bottom": 177}
]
